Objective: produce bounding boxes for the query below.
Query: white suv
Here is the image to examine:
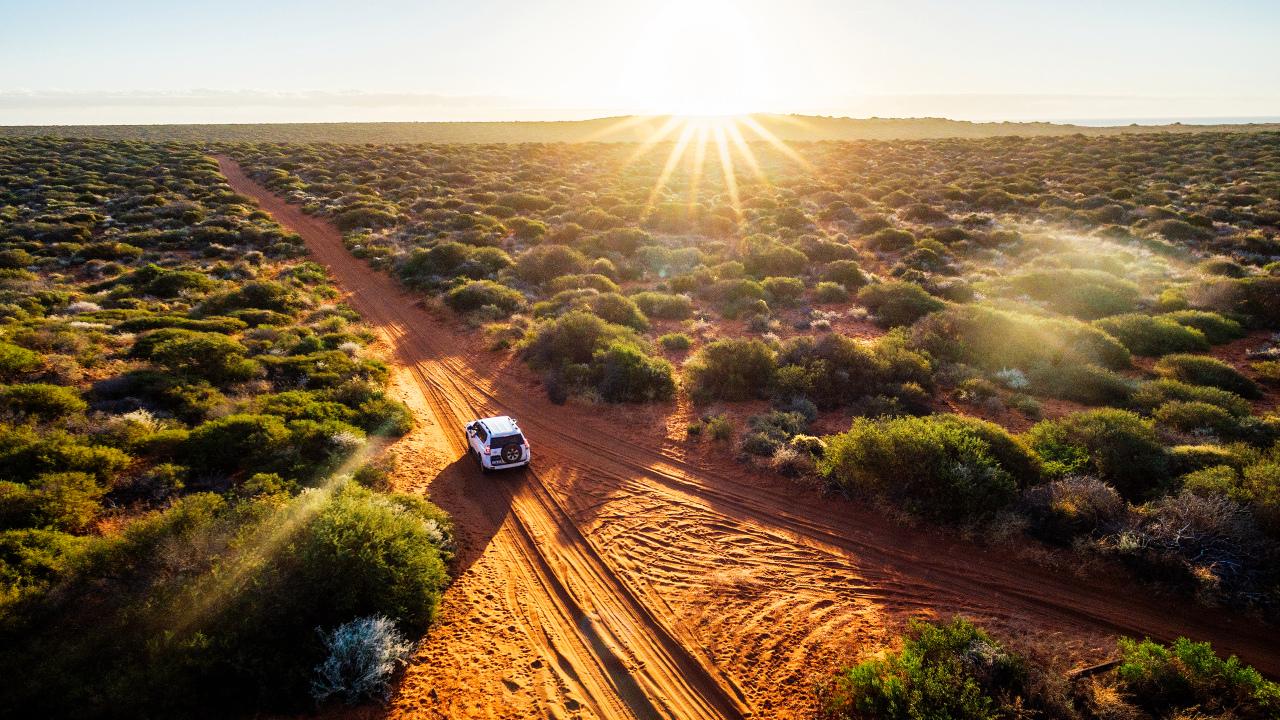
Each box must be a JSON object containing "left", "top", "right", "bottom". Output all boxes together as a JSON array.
[{"left": 463, "top": 415, "right": 530, "bottom": 472}]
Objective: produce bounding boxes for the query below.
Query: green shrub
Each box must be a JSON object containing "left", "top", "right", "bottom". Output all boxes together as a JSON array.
[
  {"left": 588, "top": 292, "right": 649, "bottom": 330},
  {"left": 1131, "top": 378, "right": 1251, "bottom": 417},
  {"left": 631, "top": 291, "right": 694, "bottom": 320},
  {"left": 1189, "top": 277, "right": 1280, "bottom": 328},
  {"left": 0, "top": 342, "right": 40, "bottom": 379},
  {"left": 520, "top": 311, "right": 668, "bottom": 403},
  {"left": 1115, "top": 637, "right": 1279, "bottom": 719},
  {"left": 398, "top": 242, "right": 511, "bottom": 286},
  {"left": 1026, "top": 409, "right": 1168, "bottom": 500},
  {"left": 0, "top": 483, "right": 450, "bottom": 716},
  {"left": 865, "top": 227, "right": 915, "bottom": 251},
  {"left": 0, "top": 423, "right": 130, "bottom": 484},
  {"left": 745, "top": 243, "right": 807, "bottom": 277},
  {"left": 1253, "top": 360, "right": 1280, "bottom": 385},
  {"left": 184, "top": 414, "right": 291, "bottom": 477},
  {"left": 0, "top": 472, "right": 104, "bottom": 532},
  {"left": 822, "top": 259, "right": 867, "bottom": 289},
  {"left": 1093, "top": 314, "right": 1209, "bottom": 356},
  {"left": 819, "top": 618, "right": 1034, "bottom": 720},
  {"left": 546, "top": 273, "right": 619, "bottom": 294},
  {"left": 762, "top": 276, "right": 804, "bottom": 306},
  {"left": 522, "top": 310, "right": 639, "bottom": 369},
  {"left": 1153, "top": 401, "right": 1240, "bottom": 437},
  {"left": 776, "top": 333, "right": 932, "bottom": 410},
  {"left": 857, "top": 281, "right": 945, "bottom": 328},
  {"left": 513, "top": 244, "right": 588, "bottom": 285},
  {"left": 1029, "top": 363, "right": 1134, "bottom": 405},
  {"left": 0, "top": 528, "right": 88, "bottom": 603},
  {"left": 685, "top": 338, "right": 777, "bottom": 402},
  {"left": 199, "top": 280, "right": 301, "bottom": 316},
  {"left": 591, "top": 342, "right": 675, "bottom": 402},
  {"left": 912, "top": 304, "right": 1130, "bottom": 371},
  {"left": 0, "top": 384, "right": 87, "bottom": 420},
  {"left": 814, "top": 281, "right": 851, "bottom": 303},
  {"left": 820, "top": 414, "right": 1034, "bottom": 523},
  {"left": 1162, "top": 310, "right": 1244, "bottom": 344},
  {"left": 334, "top": 206, "right": 398, "bottom": 230},
  {"left": 657, "top": 333, "right": 692, "bottom": 351},
  {"left": 1008, "top": 268, "right": 1140, "bottom": 319},
  {"left": 445, "top": 279, "right": 525, "bottom": 314},
  {"left": 740, "top": 411, "right": 808, "bottom": 457},
  {"left": 141, "top": 330, "right": 261, "bottom": 385},
  {"left": 1154, "top": 354, "right": 1261, "bottom": 399}
]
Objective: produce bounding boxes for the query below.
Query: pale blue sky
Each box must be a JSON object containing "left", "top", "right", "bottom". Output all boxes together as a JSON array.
[{"left": 2, "top": 0, "right": 1278, "bottom": 123}]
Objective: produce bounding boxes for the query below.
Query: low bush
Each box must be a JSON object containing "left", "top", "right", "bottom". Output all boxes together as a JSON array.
[
  {"left": 591, "top": 342, "right": 675, "bottom": 402},
  {"left": 1029, "top": 363, "right": 1134, "bottom": 405},
  {"left": 685, "top": 338, "right": 777, "bottom": 402},
  {"left": 1008, "top": 268, "right": 1140, "bottom": 319},
  {"left": 1093, "top": 314, "right": 1209, "bottom": 356},
  {"left": 1114, "top": 636, "right": 1280, "bottom": 719},
  {"left": 0, "top": 483, "right": 451, "bottom": 716},
  {"left": 310, "top": 615, "right": 413, "bottom": 706},
  {"left": 912, "top": 304, "right": 1131, "bottom": 372},
  {"left": 1162, "top": 309, "right": 1244, "bottom": 344},
  {"left": 545, "top": 273, "right": 619, "bottom": 294},
  {"left": 1154, "top": 400, "right": 1240, "bottom": 438},
  {"left": 820, "top": 414, "right": 1036, "bottom": 523},
  {"left": 0, "top": 342, "right": 40, "bottom": 379},
  {"left": 1020, "top": 475, "right": 1128, "bottom": 546},
  {"left": 657, "top": 332, "right": 691, "bottom": 351},
  {"left": 513, "top": 244, "right": 588, "bottom": 285},
  {"left": 813, "top": 281, "right": 851, "bottom": 303},
  {"left": 762, "top": 276, "right": 805, "bottom": 306},
  {"left": 739, "top": 410, "right": 807, "bottom": 457},
  {"left": 1026, "top": 409, "right": 1168, "bottom": 501},
  {"left": 1131, "top": 378, "right": 1251, "bottom": 417},
  {"left": 857, "top": 281, "right": 945, "bottom": 327},
  {"left": 1154, "top": 354, "right": 1261, "bottom": 399},
  {"left": 821, "top": 259, "right": 867, "bottom": 289},
  {"left": 0, "top": 383, "right": 87, "bottom": 420},
  {"left": 818, "top": 618, "right": 1038, "bottom": 720},
  {"left": 521, "top": 312, "right": 671, "bottom": 403},
  {"left": 1189, "top": 277, "right": 1280, "bottom": 328},
  {"left": 445, "top": 279, "right": 526, "bottom": 314},
  {"left": 630, "top": 291, "right": 693, "bottom": 320},
  {"left": 184, "top": 413, "right": 292, "bottom": 478}
]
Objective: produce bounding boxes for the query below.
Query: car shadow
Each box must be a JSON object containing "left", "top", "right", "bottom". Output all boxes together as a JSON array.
[{"left": 422, "top": 453, "right": 522, "bottom": 578}]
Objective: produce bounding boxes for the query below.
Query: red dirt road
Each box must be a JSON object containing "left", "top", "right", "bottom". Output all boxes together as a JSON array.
[{"left": 216, "top": 156, "right": 1279, "bottom": 720}]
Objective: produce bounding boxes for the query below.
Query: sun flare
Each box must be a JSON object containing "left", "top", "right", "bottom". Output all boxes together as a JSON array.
[{"left": 597, "top": 112, "right": 810, "bottom": 220}]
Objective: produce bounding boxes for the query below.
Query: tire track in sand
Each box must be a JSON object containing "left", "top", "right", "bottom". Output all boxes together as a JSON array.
[
  {"left": 216, "top": 156, "right": 748, "bottom": 720},
  {"left": 216, "top": 155, "right": 1279, "bottom": 719}
]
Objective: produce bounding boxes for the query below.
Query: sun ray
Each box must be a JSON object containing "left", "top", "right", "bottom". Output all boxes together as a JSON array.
[
  {"left": 738, "top": 114, "right": 813, "bottom": 169},
  {"left": 166, "top": 440, "right": 382, "bottom": 635},
  {"left": 711, "top": 124, "right": 742, "bottom": 218},
  {"left": 687, "top": 121, "right": 710, "bottom": 212},
  {"left": 579, "top": 113, "right": 665, "bottom": 143},
  {"left": 621, "top": 115, "right": 684, "bottom": 168},
  {"left": 644, "top": 120, "right": 697, "bottom": 217},
  {"left": 725, "top": 121, "right": 768, "bottom": 185}
]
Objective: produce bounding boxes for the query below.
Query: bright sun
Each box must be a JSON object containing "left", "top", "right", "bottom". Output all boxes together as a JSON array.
[{"left": 622, "top": 0, "right": 770, "bottom": 117}]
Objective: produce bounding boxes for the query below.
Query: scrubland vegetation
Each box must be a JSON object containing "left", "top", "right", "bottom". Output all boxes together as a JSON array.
[
  {"left": 229, "top": 130, "right": 1280, "bottom": 611},
  {"left": 0, "top": 137, "right": 448, "bottom": 716},
  {"left": 819, "top": 617, "right": 1279, "bottom": 720},
  {"left": 4, "top": 127, "right": 1280, "bottom": 717}
]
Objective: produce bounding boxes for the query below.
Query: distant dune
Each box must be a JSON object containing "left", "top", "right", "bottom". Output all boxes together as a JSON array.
[{"left": 2, "top": 114, "right": 1279, "bottom": 144}]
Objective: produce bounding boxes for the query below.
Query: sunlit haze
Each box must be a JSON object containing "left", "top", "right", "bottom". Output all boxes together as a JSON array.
[{"left": 2, "top": 0, "right": 1278, "bottom": 124}]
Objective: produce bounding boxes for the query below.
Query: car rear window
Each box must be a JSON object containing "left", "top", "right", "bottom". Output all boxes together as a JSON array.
[{"left": 492, "top": 433, "right": 524, "bottom": 447}]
